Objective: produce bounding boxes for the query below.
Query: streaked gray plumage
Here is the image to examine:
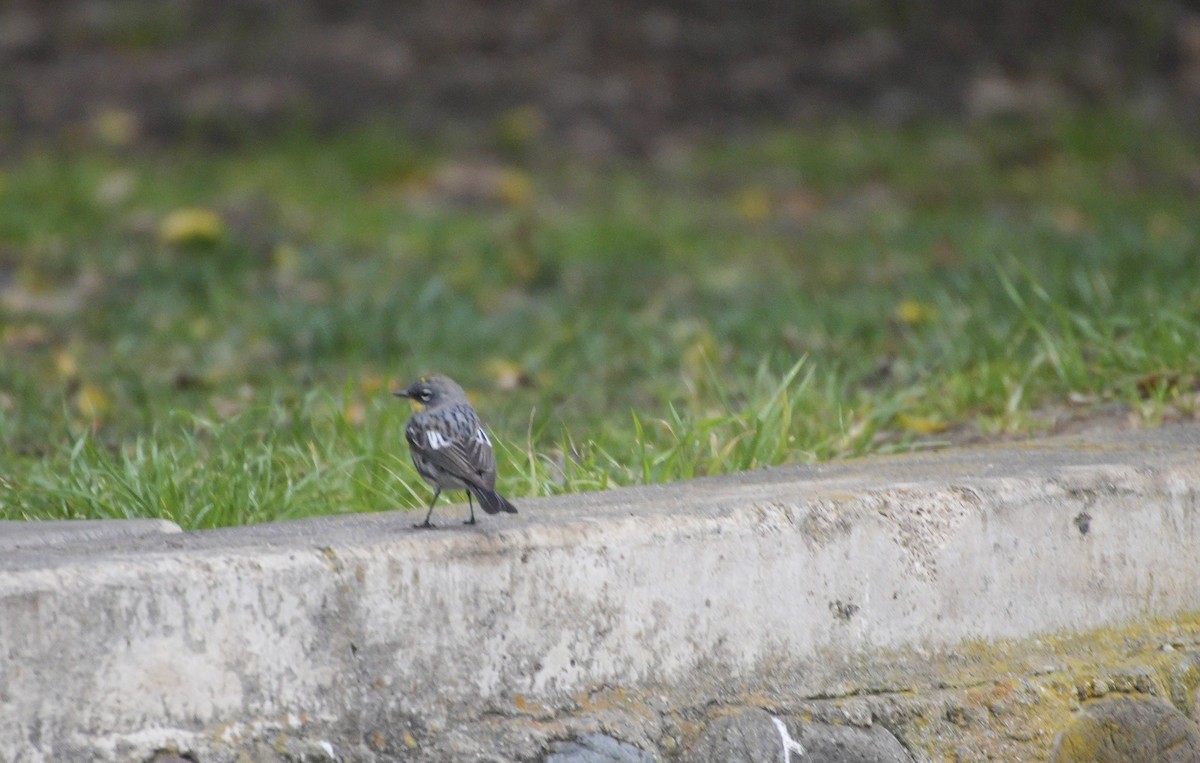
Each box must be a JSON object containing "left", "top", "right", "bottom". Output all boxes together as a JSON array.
[{"left": 394, "top": 374, "right": 517, "bottom": 528}]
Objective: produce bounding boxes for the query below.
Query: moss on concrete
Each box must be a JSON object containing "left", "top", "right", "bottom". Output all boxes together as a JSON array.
[{"left": 639, "top": 612, "right": 1200, "bottom": 762}]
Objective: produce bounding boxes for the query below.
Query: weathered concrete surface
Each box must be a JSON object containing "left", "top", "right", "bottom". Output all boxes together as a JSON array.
[
  {"left": 4, "top": 425, "right": 1200, "bottom": 762},
  {"left": 0, "top": 518, "right": 181, "bottom": 551},
  {"left": 1052, "top": 696, "right": 1200, "bottom": 762}
]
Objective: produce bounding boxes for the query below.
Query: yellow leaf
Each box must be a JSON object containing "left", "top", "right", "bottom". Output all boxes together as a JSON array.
[
  {"left": 735, "top": 187, "right": 771, "bottom": 223},
  {"left": 54, "top": 350, "right": 78, "bottom": 379},
  {"left": 895, "top": 300, "right": 937, "bottom": 326},
  {"left": 359, "top": 374, "right": 386, "bottom": 395},
  {"left": 160, "top": 208, "right": 225, "bottom": 247},
  {"left": 896, "top": 412, "right": 947, "bottom": 434},
  {"left": 342, "top": 401, "right": 366, "bottom": 427},
  {"left": 92, "top": 108, "right": 140, "bottom": 148},
  {"left": 496, "top": 169, "right": 534, "bottom": 207},
  {"left": 272, "top": 243, "right": 300, "bottom": 274},
  {"left": 190, "top": 316, "right": 213, "bottom": 339},
  {"left": 484, "top": 358, "right": 528, "bottom": 391},
  {"left": 496, "top": 106, "right": 545, "bottom": 147},
  {"left": 76, "top": 383, "right": 111, "bottom": 420}
]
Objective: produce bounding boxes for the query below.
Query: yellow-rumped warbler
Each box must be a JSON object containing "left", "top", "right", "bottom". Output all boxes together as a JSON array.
[{"left": 393, "top": 374, "right": 517, "bottom": 528}]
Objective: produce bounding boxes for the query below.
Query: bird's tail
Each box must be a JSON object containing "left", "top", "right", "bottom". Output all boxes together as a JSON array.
[{"left": 473, "top": 487, "right": 518, "bottom": 515}]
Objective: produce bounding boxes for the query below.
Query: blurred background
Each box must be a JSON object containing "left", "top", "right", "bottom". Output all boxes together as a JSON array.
[
  {"left": 3, "top": 1, "right": 1200, "bottom": 528},
  {"left": 3, "top": 1, "right": 1198, "bottom": 151}
]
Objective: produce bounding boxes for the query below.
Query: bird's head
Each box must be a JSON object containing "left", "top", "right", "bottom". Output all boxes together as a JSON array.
[{"left": 393, "top": 374, "right": 466, "bottom": 411}]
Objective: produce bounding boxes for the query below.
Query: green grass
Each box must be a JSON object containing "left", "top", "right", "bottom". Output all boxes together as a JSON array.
[{"left": 2, "top": 110, "right": 1200, "bottom": 528}]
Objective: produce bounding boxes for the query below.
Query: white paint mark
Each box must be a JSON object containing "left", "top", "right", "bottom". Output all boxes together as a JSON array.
[
  {"left": 772, "top": 715, "right": 805, "bottom": 761},
  {"left": 426, "top": 430, "right": 450, "bottom": 449}
]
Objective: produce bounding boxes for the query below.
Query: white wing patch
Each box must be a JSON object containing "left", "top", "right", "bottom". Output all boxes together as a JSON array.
[
  {"left": 475, "top": 427, "right": 491, "bottom": 447},
  {"left": 426, "top": 429, "right": 451, "bottom": 449}
]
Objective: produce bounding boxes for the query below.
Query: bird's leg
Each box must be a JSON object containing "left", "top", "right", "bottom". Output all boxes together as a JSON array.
[
  {"left": 414, "top": 487, "right": 441, "bottom": 529},
  {"left": 464, "top": 493, "right": 477, "bottom": 525}
]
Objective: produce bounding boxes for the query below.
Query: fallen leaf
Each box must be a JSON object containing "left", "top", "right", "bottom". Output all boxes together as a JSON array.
[
  {"left": 497, "top": 169, "right": 534, "bottom": 207},
  {"left": 896, "top": 412, "right": 948, "bottom": 434},
  {"left": 359, "top": 374, "right": 386, "bottom": 396},
  {"left": 76, "top": 382, "right": 110, "bottom": 420},
  {"left": 160, "top": 208, "right": 225, "bottom": 247},
  {"left": 895, "top": 300, "right": 937, "bottom": 326},
  {"left": 54, "top": 350, "right": 78, "bottom": 379},
  {"left": 734, "top": 187, "right": 771, "bottom": 223},
  {"left": 342, "top": 401, "right": 366, "bottom": 427},
  {"left": 484, "top": 358, "right": 530, "bottom": 391},
  {"left": 91, "top": 108, "right": 140, "bottom": 147},
  {"left": 496, "top": 105, "right": 545, "bottom": 149},
  {"left": 190, "top": 316, "right": 213, "bottom": 340},
  {"left": 272, "top": 242, "right": 300, "bottom": 275}
]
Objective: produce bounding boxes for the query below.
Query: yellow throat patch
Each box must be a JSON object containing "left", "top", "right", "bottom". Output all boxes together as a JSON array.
[{"left": 408, "top": 376, "right": 430, "bottom": 411}]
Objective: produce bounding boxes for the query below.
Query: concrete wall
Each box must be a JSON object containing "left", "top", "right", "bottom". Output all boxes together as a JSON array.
[{"left": 3, "top": 425, "right": 1200, "bottom": 761}]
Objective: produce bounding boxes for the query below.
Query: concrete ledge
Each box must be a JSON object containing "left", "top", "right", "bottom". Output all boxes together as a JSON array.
[
  {"left": 3, "top": 426, "right": 1200, "bottom": 761},
  {"left": 0, "top": 518, "right": 182, "bottom": 551}
]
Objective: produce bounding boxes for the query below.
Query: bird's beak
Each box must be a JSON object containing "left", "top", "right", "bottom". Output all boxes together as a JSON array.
[{"left": 394, "top": 387, "right": 425, "bottom": 411}]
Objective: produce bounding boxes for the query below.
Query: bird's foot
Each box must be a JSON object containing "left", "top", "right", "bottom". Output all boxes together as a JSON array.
[
  {"left": 463, "top": 517, "right": 477, "bottom": 526},
  {"left": 413, "top": 521, "right": 435, "bottom": 529}
]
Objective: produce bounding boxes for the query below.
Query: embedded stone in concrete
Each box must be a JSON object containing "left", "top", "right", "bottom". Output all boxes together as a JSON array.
[
  {"left": 692, "top": 710, "right": 912, "bottom": 763},
  {"left": 0, "top": 518, "right": 181, "bottom": 551},
  {"left": 799, "top": 721, "right": 915, "bottom": 763},
  {"left": 691, "top": 710, "right": 789, "bottom": 763},
  {"left": 544, "top": 733, "right": 659, "bottom": 763},
  {"left": 1051, "top": 696, "right": 1200, "bottom": 763}
]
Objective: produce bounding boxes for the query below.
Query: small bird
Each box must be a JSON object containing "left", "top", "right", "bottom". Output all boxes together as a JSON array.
[{"left": 393, "top": 374, "right": 517, "bottom": 528}]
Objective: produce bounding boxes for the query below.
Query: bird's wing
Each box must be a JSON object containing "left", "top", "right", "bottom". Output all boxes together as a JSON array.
[{"left": 409, "top": 421, "right": 496, "bottom": 489}]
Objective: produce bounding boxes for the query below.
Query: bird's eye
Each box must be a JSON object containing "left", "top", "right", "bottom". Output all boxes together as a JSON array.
[{"left": 419, "top": 390, "right": 433, "bottom": 402}]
